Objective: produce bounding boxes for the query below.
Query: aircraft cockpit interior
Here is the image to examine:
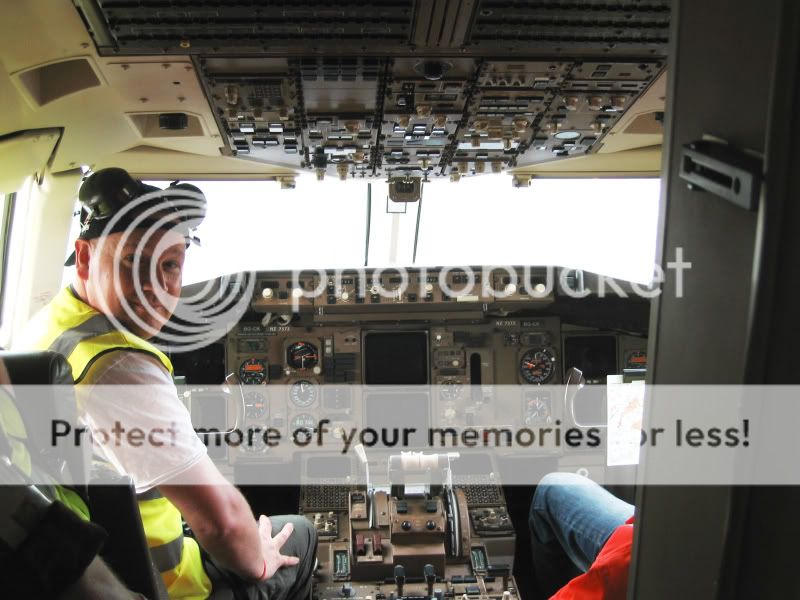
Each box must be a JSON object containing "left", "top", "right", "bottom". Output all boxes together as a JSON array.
[{"left": 1, "top": 0, "right": 798, "bottom": 598}]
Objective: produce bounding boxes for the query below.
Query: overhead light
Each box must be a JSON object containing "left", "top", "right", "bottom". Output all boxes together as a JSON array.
[
  {"left": 159, "top": 112, "right": 189, "bottom": 130},
  {"left": 554, "top": 130, "right": 581, "bottom": 140}
]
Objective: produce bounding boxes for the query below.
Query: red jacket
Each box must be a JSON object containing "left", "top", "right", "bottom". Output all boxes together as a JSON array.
[{"left": 551, "top": 518, "right": 635, "bottom": 600}]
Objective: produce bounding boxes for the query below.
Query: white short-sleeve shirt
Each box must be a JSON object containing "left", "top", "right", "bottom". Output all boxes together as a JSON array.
[{"left": 77, "top": 351, "right": 207, "bottom": 493}]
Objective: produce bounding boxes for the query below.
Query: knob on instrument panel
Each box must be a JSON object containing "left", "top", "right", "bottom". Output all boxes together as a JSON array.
[
  {"left": 394, "top": 564, "right": 406, "bottom": 597},
  {"left": 424, "top": 564, "right": 436, "bottom": 596}
]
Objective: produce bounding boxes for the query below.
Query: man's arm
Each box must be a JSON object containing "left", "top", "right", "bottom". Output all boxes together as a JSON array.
[
  {"left": 159, "top": 456, "right": 263, "bottom": 580},
  {"left": 82, "top": 352, "right": 300, "bottom": 581},
  {"left": 159, "top": 455, "right": 299, "bottom": 582}
]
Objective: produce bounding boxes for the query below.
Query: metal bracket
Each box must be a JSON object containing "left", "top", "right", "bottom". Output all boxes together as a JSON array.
[{"left": 679, "top": 139, "right": 763, "bottom": 211}]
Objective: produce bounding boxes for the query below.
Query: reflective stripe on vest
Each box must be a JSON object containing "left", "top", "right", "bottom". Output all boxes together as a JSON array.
[
  {"left": 137, "top": 488, "right": 185, "bottom": 572},
  {"left": 19, "top": 287, "right": 212, "bottom": 598},
  {"left": 151, "top": 537, "right": 184, "bottom": 572},
  {"left": 138, "top": 489, "right": 212, "bottom": 597},
  {"left": 137, "top": 489, "right": 183, "bottom": 572},
  {"left": 19, "top": 287, "right": 173, "bottom": 382},
  {"left": 47, "top": 313, "right": 119, "bottom": 363}
]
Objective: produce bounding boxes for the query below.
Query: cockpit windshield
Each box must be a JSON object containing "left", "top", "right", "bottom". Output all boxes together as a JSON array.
[{"left": 63, "top": 176, "right": 659, "bottom": 286}]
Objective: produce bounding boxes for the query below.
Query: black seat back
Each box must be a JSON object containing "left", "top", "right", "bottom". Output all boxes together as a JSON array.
[
  {"left": 0, "top": 350, "right": 167, "bottom": 599},
  {"left": 89, "top": 469, "right": 169, "bottom": 599},
  {"left": 0, "top": 350, "right": 86, "bottom": 487}
]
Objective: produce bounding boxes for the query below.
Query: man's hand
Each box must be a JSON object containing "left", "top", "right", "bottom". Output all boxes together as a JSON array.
[
  {"left": 258, "top": 515, "right": 300, "bottom": 581},
  {"left": 161, "top": 457, "right": 269, "bottom": 581}
]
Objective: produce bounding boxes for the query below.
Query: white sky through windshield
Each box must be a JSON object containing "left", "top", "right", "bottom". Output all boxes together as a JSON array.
[{"left": 140, "top": 176, "right": 660, "bottom": 285}]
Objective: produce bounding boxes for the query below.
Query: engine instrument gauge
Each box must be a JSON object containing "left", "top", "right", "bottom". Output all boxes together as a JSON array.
[
  {"left": 439, "top": 380, "right": 463, "bottom": 401},
  {"left": 524, "top": 392, "right": 552, "bottom": 424},
  {"left": 290, "top": 380, "right": 317, "bottom": 407},
  {"left": 287, "top": 341, "right": 319, "bottom": 370},
  {"left": 290, "top": 413, "right": 317, "bottom": 444},
  {"left": 243, "top": 391, "right": 268, "bottom": 420},
  {"left": 241, "top": 431, "right": 268, "bottom": 453},
  {"left": 239, "top": 358, "right": 268, "bottom": 385},
  {"left": 520, "top": 348, "right": 556, "bottom": 384}
]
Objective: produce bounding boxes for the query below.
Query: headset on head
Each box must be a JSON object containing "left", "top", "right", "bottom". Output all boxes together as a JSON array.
[
  {"left": 78, "top": 167, "right": 207, "bottom": 230},
  {"left": 65, "top": 168, "right": 207, "bottom": 266}
]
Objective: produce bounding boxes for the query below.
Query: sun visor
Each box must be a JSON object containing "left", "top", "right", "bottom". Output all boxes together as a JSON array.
[{"left": 0, "top": 128, "right": 61, "bottom": 194}]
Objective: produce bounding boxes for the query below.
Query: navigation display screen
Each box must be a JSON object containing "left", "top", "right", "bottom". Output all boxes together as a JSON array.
[{"left": 364, "top": 332, "right": 429, "bottom": 385}]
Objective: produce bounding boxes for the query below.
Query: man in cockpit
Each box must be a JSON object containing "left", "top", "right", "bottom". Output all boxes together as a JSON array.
[{"left": 16, "top": 168, "right": 317, "bottom": 599}]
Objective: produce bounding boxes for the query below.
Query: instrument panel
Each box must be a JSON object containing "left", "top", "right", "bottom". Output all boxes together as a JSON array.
[
  {"left": 176, "top": 268, "right": 648, "bottom": 600},
  {"left": 225, "top": 316, "right": 646, "bottom": 466}
]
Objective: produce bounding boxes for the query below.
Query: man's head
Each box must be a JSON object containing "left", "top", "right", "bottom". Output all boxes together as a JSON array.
[
  {"left": 70, "top": 168, "right": 205, "bottom": 339},
  {"left": 73, "top": 228, "right": 186, "bottom": 339}
]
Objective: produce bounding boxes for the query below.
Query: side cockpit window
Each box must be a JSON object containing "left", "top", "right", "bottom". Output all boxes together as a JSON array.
[{"left": 0, "top": 192, "right": 15, "bottom": 329}]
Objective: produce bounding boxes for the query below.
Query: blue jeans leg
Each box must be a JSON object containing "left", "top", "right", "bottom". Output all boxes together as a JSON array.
[{"left": 528, "top": 472, "right": 634, "bottom": 597}]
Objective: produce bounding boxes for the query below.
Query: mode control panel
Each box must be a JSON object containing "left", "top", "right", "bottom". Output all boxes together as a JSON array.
[{"left": 252, "top": 269, "right": 556, "bottom": 315}]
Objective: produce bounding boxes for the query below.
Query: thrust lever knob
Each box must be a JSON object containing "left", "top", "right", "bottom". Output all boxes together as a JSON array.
[{"left": 394, "top": 565, "right": 406, "bottom": 597}]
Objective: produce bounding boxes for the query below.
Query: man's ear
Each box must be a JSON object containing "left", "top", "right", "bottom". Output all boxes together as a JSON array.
[{"left": 74, "top": 239, "right": 92, "bottom": 281}]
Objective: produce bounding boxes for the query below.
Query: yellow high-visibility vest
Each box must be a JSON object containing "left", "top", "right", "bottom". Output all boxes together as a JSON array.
[{"left": 19, "top": 287, "right": 213, "bottom": 599}]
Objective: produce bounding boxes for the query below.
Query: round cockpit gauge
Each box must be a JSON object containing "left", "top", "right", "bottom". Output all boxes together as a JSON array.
[
  {"left": 287, "top": 341, "right": 319, "bottom": 370},
  {"left": 520, "top": 348, "right": 556, "bottom": 384},
  {"left": 290, "top": 380, "right": 317, "bottom": 408},
  {"left": 625, "top": 351, "right": 648, "bottom": 370},
  {"left": 524, "top": 395, "right": 552, "bottom": 425},
  {"left": 241, "top": 431, "right": 268, "bottom": 453},
  {"left": 239, "top": 358, "right": 268, "bottom": 385},
  {"left": 290, "top": 413, "right": 317, "bottom": 444},
  {"left": 243, "top": 391, "right": 268, "bottom": 420}
]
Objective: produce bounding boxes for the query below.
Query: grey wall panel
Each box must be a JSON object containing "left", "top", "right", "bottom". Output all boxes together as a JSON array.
[{"left": 632, "top": 0, "right": 780, "bottom": 598}]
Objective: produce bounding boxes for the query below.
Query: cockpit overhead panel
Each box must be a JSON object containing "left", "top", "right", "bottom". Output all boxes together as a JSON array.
[
  {"left": 80, "top": 1, "right": 670, "bottom": 58},
  {"left": 76, "top": 0, "right": 670, "bottom": 179}
]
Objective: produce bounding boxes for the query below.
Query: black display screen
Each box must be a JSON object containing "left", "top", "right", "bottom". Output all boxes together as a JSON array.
[
  {"left": 363, "top": 332, "right": 429, "bottom": 385},
  {"left": 563, "top": 335, "right": 618, "bottom": 380}
]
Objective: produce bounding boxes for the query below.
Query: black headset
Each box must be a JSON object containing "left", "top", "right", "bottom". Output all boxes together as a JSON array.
[{"left": 77, "top": 167, "right": 207, "bottom": 229}]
